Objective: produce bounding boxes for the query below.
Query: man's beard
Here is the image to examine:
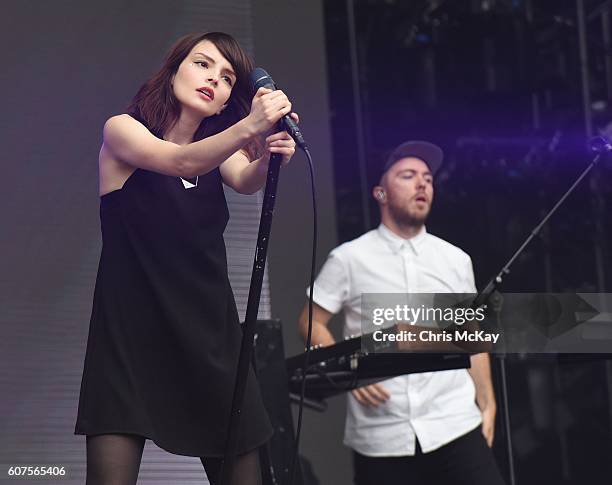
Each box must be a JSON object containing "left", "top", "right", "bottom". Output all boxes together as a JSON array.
[{"left": 388, "top": 202, "right": 429, "bottom": 228}]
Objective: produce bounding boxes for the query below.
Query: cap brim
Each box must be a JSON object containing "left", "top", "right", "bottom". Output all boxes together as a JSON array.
[{"left": 383, "top": 140, "right": 443, "bottom": 175}]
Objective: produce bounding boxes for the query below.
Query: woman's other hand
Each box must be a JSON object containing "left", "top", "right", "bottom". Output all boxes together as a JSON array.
[
  {"left": 260, "top": 113, "right": 299, "bottom": 166},
  {"left": 246, "top": 87, "right": 293, "bottom": 136}
]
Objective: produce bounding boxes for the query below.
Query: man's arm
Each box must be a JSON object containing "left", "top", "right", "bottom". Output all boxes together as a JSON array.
[
  {"left": 463, "top": 254, "right": 496, "bottom": 446},
  {"left": 468, "top": 353, "right": 496, "bottom": 447},
  {"left": 297, "top": 302, "right": 336, "bottom": 347},
  {"left": 297, "top": 301, "right": 390, "bottom": 406}
]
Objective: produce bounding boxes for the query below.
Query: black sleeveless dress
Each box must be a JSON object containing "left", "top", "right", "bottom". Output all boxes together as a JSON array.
[{"left": 75, "top": 167, "right": 273, "bottom": 457}]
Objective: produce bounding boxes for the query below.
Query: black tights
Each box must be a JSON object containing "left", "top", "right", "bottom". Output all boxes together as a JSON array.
[{"left": 85, "top": 434, "right": 261, "bottom": 485}]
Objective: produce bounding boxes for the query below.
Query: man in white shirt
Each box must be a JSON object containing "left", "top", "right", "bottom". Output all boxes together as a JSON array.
[{"left": 298, "top": 141, "right": 505, "bottom": 484}]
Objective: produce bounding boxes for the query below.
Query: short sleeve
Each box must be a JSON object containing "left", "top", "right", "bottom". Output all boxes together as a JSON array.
[
  {"left": 463, "top": 255, "right": 477, "bottom": 293},
  {"left": 307, "top": 250, "right": 350, "bottom": 314}
]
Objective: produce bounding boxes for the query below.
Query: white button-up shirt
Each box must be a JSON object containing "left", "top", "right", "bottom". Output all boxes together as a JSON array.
[{"left": 310, "top": 224, "right": 482, "bottom": 456}]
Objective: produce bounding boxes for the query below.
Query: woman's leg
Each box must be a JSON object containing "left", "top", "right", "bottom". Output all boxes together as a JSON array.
[
  {"left": 85, "top": 433, "right": 146, "bottom": 485},
  {"left": 201, "top": 449, "right": 262, "bottom": 485}
]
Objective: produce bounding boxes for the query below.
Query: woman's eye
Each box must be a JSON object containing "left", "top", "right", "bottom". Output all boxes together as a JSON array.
[
  {"left": 223, "top": 76, "right": 233, "bottom": 86},
  {"left": 196, "top": 61, "right": 208, "bottom": 68}
]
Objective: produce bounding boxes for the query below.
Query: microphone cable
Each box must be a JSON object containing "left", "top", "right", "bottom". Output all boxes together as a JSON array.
[{"left": 288, "top": 145, "right": 317, "bottom": 485}]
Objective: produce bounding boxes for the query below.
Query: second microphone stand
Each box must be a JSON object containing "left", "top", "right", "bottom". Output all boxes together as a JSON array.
[{"left": 471, "top": 146, "right": 604, "bottom": 485}]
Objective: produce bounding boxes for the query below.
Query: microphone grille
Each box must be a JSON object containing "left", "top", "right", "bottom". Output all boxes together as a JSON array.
[{"left": 250, "top": 67, "right": 275, "bottom": 92}]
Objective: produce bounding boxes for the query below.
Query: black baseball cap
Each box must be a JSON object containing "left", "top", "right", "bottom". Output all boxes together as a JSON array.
[{"left": 382, "top": 140, "right": 444, "bottom": 176}]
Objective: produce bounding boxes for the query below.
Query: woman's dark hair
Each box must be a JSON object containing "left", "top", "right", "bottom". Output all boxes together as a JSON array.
[{"left": 127, "top": 32, "right": 257, "bottom": 158}]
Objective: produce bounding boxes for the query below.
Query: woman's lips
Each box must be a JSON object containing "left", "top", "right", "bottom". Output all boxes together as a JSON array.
[{"left": 196, "top": 87, "right": 214, "bottom": 100}]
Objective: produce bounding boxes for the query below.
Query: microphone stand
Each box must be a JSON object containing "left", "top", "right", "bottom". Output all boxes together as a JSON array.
[
  {"left": 471, "top": 147, "right": 604, "bottom": 485},
  {"left": 220, "top": 149, "right": 284, "bottom": 485}
]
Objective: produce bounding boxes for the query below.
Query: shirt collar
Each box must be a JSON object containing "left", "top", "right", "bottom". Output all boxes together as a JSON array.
[{"left": 377, "top": 223, "right": 427, "bottom": 255}]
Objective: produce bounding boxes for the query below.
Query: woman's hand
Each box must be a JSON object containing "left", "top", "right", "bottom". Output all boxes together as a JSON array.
[
  {"left": 246, "top": 87, "right": 293, "bottom": 137},
  {"left": 260, "top": 113, "right": 299, "bottom": 166},
  {"left": 220, "top": 112, "right": 299, "bottom": 194}
]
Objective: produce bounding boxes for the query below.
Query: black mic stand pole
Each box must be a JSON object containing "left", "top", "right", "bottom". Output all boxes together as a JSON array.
[
  {"left": 220, "top": 147, "right": 284, "bottom": 485},
  {"left": 473, "top": 142, "right": 606, "bottom": 308},
  {"left": 471, "top": 145, "right": 605, "bottom": 485}
]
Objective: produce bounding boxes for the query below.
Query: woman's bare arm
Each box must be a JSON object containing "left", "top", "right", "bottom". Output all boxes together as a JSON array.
[
  {"left": 103, "top": 87, "right": 291, "bottom": 179},
  {"left": 102, "top": 114, "right": 254, "bottom": 179}
]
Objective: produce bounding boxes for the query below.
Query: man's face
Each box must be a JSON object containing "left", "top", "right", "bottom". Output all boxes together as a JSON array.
[{"left": 381, "top": 157, "right": 434, "bottom": 226}]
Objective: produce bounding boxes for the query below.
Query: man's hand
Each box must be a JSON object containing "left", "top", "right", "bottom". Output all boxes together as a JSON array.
[
  {"left": 480, "top": 405, "right": 496, "bottom": 447},
  {"left": 351, "top": 383, "right": 390, "bottom": 407},
  {"left": 468, "top": 353, "right": 496, "bottom": 448}
]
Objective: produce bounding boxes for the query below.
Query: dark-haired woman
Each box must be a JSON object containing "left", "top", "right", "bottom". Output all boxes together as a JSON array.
[{"left": 75, "top": 32, "right": 297, "bottom": 485}]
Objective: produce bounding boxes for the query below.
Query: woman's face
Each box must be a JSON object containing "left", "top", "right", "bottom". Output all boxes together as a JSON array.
[{"left": 172, "top": 40, "right": 237, "bottom": 119}]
